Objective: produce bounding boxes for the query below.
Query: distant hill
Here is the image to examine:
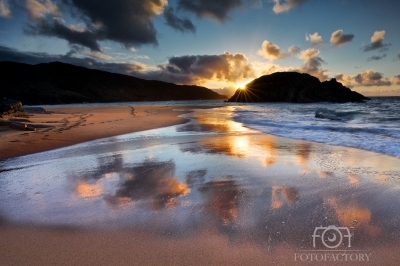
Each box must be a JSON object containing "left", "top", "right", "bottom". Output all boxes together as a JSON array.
[
  {"left": 228, "top": 72, "right": 369, "bottom": 103},
  {"left": 0, "top": 61, "right": 227, "bottom": 105}
]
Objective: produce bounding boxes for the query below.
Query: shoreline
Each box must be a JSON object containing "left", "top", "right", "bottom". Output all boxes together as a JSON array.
[
  {"left": 0, "top": 105, "right": 215, "bottom": 160},
  {"left": 1, "top": 105, "right": 400, "bottom": 265}
]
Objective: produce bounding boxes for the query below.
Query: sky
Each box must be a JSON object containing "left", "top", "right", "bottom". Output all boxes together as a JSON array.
[{"left": 0, "top": 0, "right": 400, "bottom": 96}]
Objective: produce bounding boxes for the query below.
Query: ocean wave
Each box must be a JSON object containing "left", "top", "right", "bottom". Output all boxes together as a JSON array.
[{"left": 232, "top": 98, "right": 400, "bottom": 157}]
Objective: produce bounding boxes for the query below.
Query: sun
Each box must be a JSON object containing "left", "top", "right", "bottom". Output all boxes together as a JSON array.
[{"left": 235, "top": 79, "right": 252, "bottom": 90}]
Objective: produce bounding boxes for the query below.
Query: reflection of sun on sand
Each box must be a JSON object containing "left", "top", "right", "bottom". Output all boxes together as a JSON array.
[{"left": 0, "top": 105, "right": 213, "bottom": 160}]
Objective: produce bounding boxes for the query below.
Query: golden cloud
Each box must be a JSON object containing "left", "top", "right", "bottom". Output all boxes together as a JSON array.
[{"left": 258, "top": 40, "right": 287, "bottom": 60}]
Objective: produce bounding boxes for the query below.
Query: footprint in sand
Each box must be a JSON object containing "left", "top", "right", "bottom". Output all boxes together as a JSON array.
[{"left": 129, "top": 106, "right": 135, "bottom": 116}]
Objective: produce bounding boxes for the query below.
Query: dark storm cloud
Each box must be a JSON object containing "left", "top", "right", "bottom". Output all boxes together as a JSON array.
[
  {"left": 0, "top": 45, "right": 144, "bottom": 74},
  {"left": 27, "top": 19, "right": 102, "bottom": 51},
  {"left": 177, "top": 0, "right": 242, "bottom": 21},
  {"left": 363, "top": 30, "right": 391, "bottom": 52},
  {"left": 163, "top": 6, "right": 195, "bottom": 33},
  {"left": 367, "top": 54, "right": 386, "bottom": 61},
  {"left": 67, "top": 0, "right": 166, "bottom": 48},
  {"left": 23, "top": 0, "right": 168, "bottom": 51}
]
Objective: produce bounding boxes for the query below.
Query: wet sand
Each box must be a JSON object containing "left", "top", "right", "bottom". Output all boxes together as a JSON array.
[
  {"left": 1, "top": 106, "right": 400, "bottom": 265},
  {"left": 0, "top": 105, "right": 204, "bottom": 160}
]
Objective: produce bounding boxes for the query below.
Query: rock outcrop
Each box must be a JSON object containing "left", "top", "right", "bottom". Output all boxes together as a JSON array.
[
  {"left": 315, "top": 112, "right": 341, "bottom": 121},
  {"left": 227, "top": 72, "right": 369, "bottom": 103},
  {"left": 0, "top": 99, "right": 28, "bottom": 118}
]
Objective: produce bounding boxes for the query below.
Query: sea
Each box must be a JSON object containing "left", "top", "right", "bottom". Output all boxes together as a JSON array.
[
  {"left": 36, "top": 96, "right": 400, "bottom": 157},
  {"left": 230, "top": 96, "right": 400, "bottom": 158}
]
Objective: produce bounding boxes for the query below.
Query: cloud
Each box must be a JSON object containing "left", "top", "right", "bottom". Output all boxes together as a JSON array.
[
  {"left": 28, "top": 20, "right": 104, "bottom": 51},
  {"left": 354, "top": 70, "right": 391, "bottom": 87},
  {"left": 257, "top": 46, "right": 328, "bottom": 81},
  {"left": 258, "top": 40, "right": 287, "bottom": 60},
  {"left": 335, "top": 74, "right": 354, "bottom": 87},
  {"left": 0, "top": 0, "right": 11, "bottom": 18},
  {"left": 178, "top": 0, "right": 242, "bottom": 21},
  {"left": 150, "top": 52, "right": 256, "bottom": 85},
  {"left": 363, "top": 30, "right": 391, "bottom": 52},
  {"left": 367, "top": 54, "right": 386, "bottom": 61},
  {"left": 391, "top": 75, "right": 400, "bottom": 85},
  {"left": 23, "top": 0, "right": 102, "bottom": 51},
  {"left": 330, "top": 29, "right": 354, "bottom": 46},
  {"left": 297, "top": 48, "right": 319, "bottom": 60},
  {"left": 0, "top": 45, "right": 146, "bottom": 74},
  {"left": 68, "top": 0, "right": 168, "bottom": 48},
  {"left": 163, "top": 6, "right": 195, "bottom": 33},
  {"left": 261, "top": 64, "right": 293, "bottom": 76},
  {"left": 336, "top": 70, "right": 393, "bottom": 87},
  {"left": 296, "top": 48, "right": 328, "bottom": 81},
  {"left": 22, "top": 0, "right": 169, "bottom": 51},
  {"left": 306, "top": 32, "right": 324, "bottom": 46},
  {"left": 212, "top": 87, "right": 238, "bottom": 97},
  {"left": 0, "top": 45, "right": 256, "bottom": 87},
  {"left": 272, "top": 0, "right": 309, "bottom": 14},
  {"left": 288, "top": 45, "right": 301, "bottom": 54},
  {"left": 24, "top": 0, "right": 60, "bottom": 20},
  {"left": 395, "top": 52, "right": 400, "bottom": 61}
]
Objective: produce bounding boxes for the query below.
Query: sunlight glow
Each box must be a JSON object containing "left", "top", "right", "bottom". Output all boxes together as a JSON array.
[{"left": 235, "top": 79, "right": 253, "bottom": 89}]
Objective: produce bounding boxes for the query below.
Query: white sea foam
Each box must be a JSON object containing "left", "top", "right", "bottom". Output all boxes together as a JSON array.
[{"left": 232, "top": 97, "right": 400, "bottom": 157}]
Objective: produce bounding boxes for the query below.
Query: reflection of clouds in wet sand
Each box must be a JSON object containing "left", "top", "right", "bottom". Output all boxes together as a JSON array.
[
  {"left": 318, "top": 170, "right": 335, "bottom": 178},
  {"left": 75, "top": 181, "right": 103, "bottom": 198},
  {"left": 259, "top": 136, "right": 277, "bottom": 166},
  {"left": 325, "top": 197, "right": 381, "bottom": 238},
  {"left": 186, "top": 169, "right": 207, "bottom": 188},
  {"left": 105, "top": 160, "right": 190, "bottom": 210},
  {"left": 348, "top": 174, "right": 359, "bottom": 184},
  {"left": 296, "top": 143, "right": 312, "bottom": 174},
  {"left": 271, "top": 186, "right": 299, "bottom": 209},
  {"left": 199, "top": 179, "right": 244, "bottom": 225}
]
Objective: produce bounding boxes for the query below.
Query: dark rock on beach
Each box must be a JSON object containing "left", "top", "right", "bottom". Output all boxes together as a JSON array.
[
  {"left": 315, "top": 112, "right": 341, "bottom": 121},
  {"left": 0, "top": 98, "right": 28, "bottom": 118},
  {"left": 0, "top": 61, "right": 227, "bottom": 105},
  {"left": 227, "top": 72, "right": 370, "bottom": 103}
]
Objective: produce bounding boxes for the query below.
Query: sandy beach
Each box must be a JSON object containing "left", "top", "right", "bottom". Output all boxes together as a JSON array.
[
  {"left": 1, "top": 105, "right": 400, "bottom": 265},
  {"left": 0, "top": 105, "right": 203, "bottom": 160}
]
